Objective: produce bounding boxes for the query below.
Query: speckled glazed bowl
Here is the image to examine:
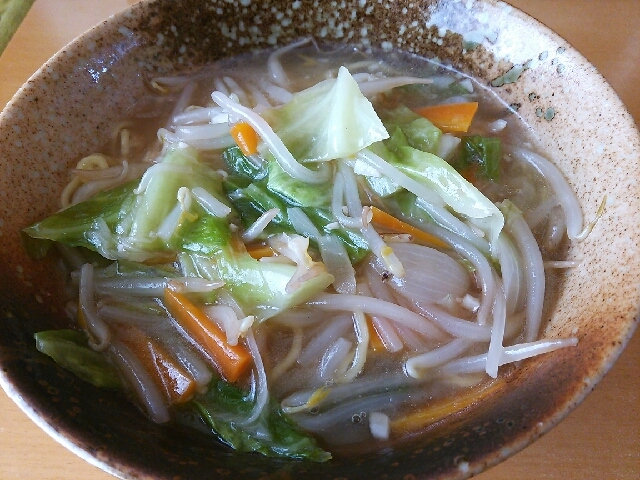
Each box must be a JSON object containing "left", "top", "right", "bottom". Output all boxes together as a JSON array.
[{"left": 0, "top": 0, "right": 638, "bottom": 479}]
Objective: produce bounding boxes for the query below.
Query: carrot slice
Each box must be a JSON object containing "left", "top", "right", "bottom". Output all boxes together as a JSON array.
[
  {"left": 164, "top": 288, "right": 252, "bottom": 383},
  {"left": 391, "top": 378, "right": 505, "bottom": 434},
  {"left": 366, "top": 315, "right": 387, "bottom": 353},
  {"left": 246, "top": 243, "right": 276, "bottom": 259},
  {"left": 370, "top": 206, "right": 448, "bottom": 249},
  {"left": 230, "top": 122, "right": 259, "bottom": 156},
  {"left": 413, "top": 102, "right": 479, "bottom": 133},
  {"left": 114, "top": 324, "right": 197, "bottom": 404}
]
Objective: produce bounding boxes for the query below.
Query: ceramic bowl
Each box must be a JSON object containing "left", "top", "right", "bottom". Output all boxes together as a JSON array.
[{"left": 1, "top": 0, "right": 638, "bottom": 478}]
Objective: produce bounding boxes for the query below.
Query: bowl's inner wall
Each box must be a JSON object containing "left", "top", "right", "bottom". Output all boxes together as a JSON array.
[{"left": 1, "top": 0, "right": 639, "bottom": 478}]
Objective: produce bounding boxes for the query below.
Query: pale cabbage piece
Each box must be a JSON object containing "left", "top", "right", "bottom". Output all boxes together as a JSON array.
[
  {"left": 396, "top": 145, "right": 504, "bottom": 248},
  {"left": 261, "top": 66, "right": 389, "bottom": 162}
]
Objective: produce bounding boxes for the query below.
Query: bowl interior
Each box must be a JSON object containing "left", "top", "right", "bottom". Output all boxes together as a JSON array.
[{"left": 1, "top": 0, "right": 639, "bottom": 479}]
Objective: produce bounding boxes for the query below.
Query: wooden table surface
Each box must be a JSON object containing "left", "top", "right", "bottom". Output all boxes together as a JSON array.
[{"left": 0, "top": 1, "right": 638, "bottom": 478}]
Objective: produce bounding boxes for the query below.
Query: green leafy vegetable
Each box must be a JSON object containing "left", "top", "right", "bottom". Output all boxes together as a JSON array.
[
  {"left": 393, "top": 80, "right": 475, "bottom": 105},
  {"left": 223, "top": 145, "right": 268, "bottom": 182},
  {"left": 184, "top": 248, "right": 334, "bottom": 321},
  {"left": 379, "top": 105, "right": 442, "bottom": 155},
  {"left": 175, "top": 211, "right": 231, "bottom": 256},
  {"left": 261, "top": 66, "right": 389, "bottom": 162},
  {"left": 302, "top": 207, "right": 369, "bottom": 262},
  {"left": 266, "top": 155, "right": 332, "bottom": 208},
  {"left": 20, "top": 232, "right": 53, "bottom": 260},
  {"left": 400, "top": 117, "right": 442, "bottom": 154},
  {"left": 224, "top": 175, "right": 290, "bottom": 227},
  {"left": 398, "top": 145, "right": 503, "bottom": 247},
  {"left": 184, "top": 378, "right": 331, "bottom": 462},
  {"left": 363, "top": 175, "right": 402, "bottom": 198},
  {"left": 22, "top": 146, "right": 232, "bottom": 262},
  {"left": 34, "top": 330, "right": 123, "bottom": 389},
  {"left": 22, "top": 180, "right": 137, "bottom": 256},
  {"left": 127, "top": 145, "right": 231, "bottom": 252},
  {"left": 454, "top": 135, "right": 502, "bottom": 180},
  {"left": 369, "top": 110, "right": 504, "bottom": 249},
  {"left": 385, "top": 189, "right": 435, "bottom": 225},
  {"left": 395, "top": 145, "right": 499, "bottom": 221},
  {"left": 224, "top": 175, "right": 369, "bottom": 263}
]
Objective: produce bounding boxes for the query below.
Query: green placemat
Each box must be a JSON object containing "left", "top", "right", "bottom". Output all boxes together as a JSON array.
[{"left": 0, "top": 0, "right": 36, "bottom": 57}]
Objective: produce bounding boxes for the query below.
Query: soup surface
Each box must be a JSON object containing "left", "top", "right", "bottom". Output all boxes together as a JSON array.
[{"left": 23, "top": 40, "right": 582, "bottom": 459}]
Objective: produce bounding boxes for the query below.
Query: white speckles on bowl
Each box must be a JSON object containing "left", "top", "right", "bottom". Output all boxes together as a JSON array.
[{"left": 0, "top": 1, "right": 639, "bottom": 479}]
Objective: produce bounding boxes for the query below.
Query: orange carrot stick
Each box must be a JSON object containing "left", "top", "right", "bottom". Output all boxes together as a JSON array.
[
  {"left": 391, "top": 378, "right": 505, "bottom": 434},
  {"left": 370, "top": 206, "right": 448, "bottom": 249},
  {"left": 413, "top": 102, "right": 479, "bottom": 133},
  {"left": 230, "top": 122, "right": 259, "bottom": 156},
  {"left": 164, "top": 288, "right": 252, "bottom": 383},
  {"left": 114, "top": 324, "right": 197, "bottom": 404}
]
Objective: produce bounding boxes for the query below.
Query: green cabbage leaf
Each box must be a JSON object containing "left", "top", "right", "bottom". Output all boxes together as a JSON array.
[
  {"left": 181, "top": 377, "right": 331, "bottom": 462},
  {"left": 261, "top": 66, "right": 389, "bottom": 162}
]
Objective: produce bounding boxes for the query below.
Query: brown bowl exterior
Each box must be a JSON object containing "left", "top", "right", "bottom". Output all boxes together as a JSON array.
[{"left": 0, "top": 1, "right": 638, "bottom": 479}]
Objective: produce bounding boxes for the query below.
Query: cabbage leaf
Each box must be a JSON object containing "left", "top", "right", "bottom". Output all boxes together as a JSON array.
[
  {"left": 181, "top": 377, "right": 331, "bottom": 462},
  {"left": 453, "top": 134, "right": 502, "bottom": 180},
  {"left": 368, "top": 127, "right": 504, "bottom": 249},
  {"left": 22, "top": 145, "right": 232, "bottom": 262},
  {"left": 261, "top": 66, "right": 389, "bottom": 162},
  {"left": 183, "top": 245, "right": 334, "bottom": 322},
  {"left": 34, "top": 330, "right": 123, "bottom": 389}
]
